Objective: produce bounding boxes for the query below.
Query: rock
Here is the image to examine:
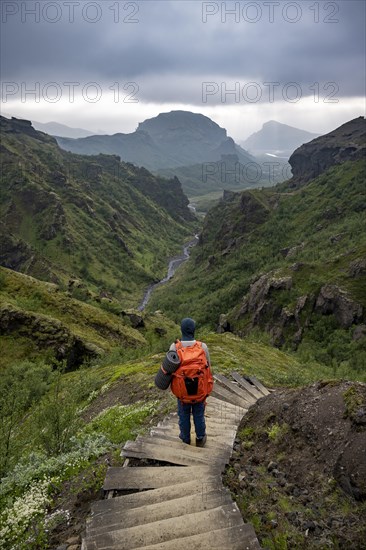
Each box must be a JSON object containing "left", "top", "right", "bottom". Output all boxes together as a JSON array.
[
  {"left": 238, "top": 273, "right": 292, "bottom": 318},
  {"left": 288, "top": 117, "right": 366, "bottom": 186},
  {"left": 121, "top": 311, "right": 145, "bottom": 328},
  {"left": 354, "top": 408, "right": 366, "bottom": 426},
  {"left": 271, "top": 469, "right": 284, "bottom": 478},
  {"left": 154, "top": 327, "right": 167, "bottom": 336},
  {"left": 290, "top": 262, "right": 305, "bottom": 271},
  {"left": 315, "top": 284, "right": 363, "bottom": 328},
  {"left": 329, "top": 233, "right": 344, "bottom": 244},
  {"left": 216, "top": 313, "right": 231, "bottom": 333},
  {"left": 349, "top": 257, "right": 366, "bottom": 278},
  {"left": 352, "top": 325, "right": 366, "bottom": 341},
  {"left": 270, "top": 519, "right": 279, "bottom": 529},
  {"left": 267, "top": 461, "right": 278, "bottom": 472},
  {"left": 286, "top": 242, "right": 305, "bottom": 258},
  {"left": 303, "top": 520, "right": 316, "bottom": 531}
]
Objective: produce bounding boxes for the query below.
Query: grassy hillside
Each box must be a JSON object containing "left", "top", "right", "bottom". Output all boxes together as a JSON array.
[
  {"left": 0, "top": 266, "right": 181, "bottom": 371},
  {"left": 148, "top": 159, "right": 366, "bottom": 373},
  {"left": 0, "top": 117, "right": 197, "bottom": 309}
]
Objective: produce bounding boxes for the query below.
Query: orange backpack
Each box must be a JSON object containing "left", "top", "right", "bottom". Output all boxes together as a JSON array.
[{"left": 170, "top": 341, "right": 214, "bottom": 403}]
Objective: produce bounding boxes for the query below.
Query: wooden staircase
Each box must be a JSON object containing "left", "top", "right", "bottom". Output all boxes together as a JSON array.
[{"left": 81, "top": 372, "right": 270, "bottom": 549}]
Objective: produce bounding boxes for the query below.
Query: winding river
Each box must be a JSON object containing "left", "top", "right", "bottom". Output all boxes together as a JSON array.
[{"left": 138, "top": 234, "right": 199, "bottom": 311}]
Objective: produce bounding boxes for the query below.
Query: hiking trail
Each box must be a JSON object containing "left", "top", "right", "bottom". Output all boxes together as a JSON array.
[{"left": 81, "top": 373, "right": 270, "bottom": 549}]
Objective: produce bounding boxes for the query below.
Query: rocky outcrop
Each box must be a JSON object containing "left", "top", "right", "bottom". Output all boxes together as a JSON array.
[
  {"left": 0, "top": 303, "right": 102, "bottom": 369},
  {"left": 349, "top": 257, "right": 366, "bottom": 278},
  {"left": 235, "top": 273, "right": 296, "bottom": 346},
  {"left": 234, "top": 272, "right": 364, "bottom": 347},
  {"left": 216, "top": 313, "right": 231, "bottom": 334},
  {"left": 315, "top": 284, "right": 363, "bottom": 328},
  {"left": 288, "top": 117, "right": 366, "bottom": 186},
  {"left": 0, "top": 116, "right": 54, "bottom": 144},
  {"left": 238, "top": 273, "right": 293, "bottom": 318},
  {"left": 121, "top": 310, "right": 145, "bottom": 329}
]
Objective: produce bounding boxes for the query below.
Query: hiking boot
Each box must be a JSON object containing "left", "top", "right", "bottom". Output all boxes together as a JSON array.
[{"left": 196, "top": 434, "right": 207, "bottom": 447}]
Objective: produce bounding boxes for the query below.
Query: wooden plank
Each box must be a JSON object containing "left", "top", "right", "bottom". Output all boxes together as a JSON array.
[
  {"left": 150, "top": 425, "right": 237, "bottom": 439},
  {"left": 103, "top": 466, "right": 214, "bottom": 492},
  {"left": 121, "top": 440, "right": 226, "bottom": 468},
  {"left": 207, "top": 395, "right": 245, "bottom": 411},
  {"left": 94, "top": 477, "right": 222, "bottom": 514},
  {"left": 247, "top": 375, "right": 270, "bottom": 396},
  {"left": 214, "top": 374, "right": 256, "bottom": 405},
  {"left": 83, "top": 503, "right": 245, "bottom": 550},
  {"left": 134, "top": 436, "right": 232, "bottom": 458},
  {"left": 132, "top": 525, "right": 262, "bottom": 550},
  {"left": 231, "top": 372, "right": 264, "bottom": 400},
  {"left": 211, "top": 384, "right": 250, "bottom": 409},
  {"left": 87, "top": 488, "right": 233, "bottom": 535},
  {"left": 148, "top": 431, "right": 235, "bottom": 450}
]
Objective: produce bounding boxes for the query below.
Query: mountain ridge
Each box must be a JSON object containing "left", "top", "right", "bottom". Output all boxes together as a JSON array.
[
  {"left": 0, "top": 116, "right": 197, "bottom": 307},
  {"left": 56, "top": 110, "right": 255, "bottom": 173},
  {"left": 148, "top": 117, "right": 366, "bottom": 370}
]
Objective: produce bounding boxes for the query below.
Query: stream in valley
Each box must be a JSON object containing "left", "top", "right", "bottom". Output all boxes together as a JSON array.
[{"left": 138, "top": 234, "right": 199, "bottom": 311}]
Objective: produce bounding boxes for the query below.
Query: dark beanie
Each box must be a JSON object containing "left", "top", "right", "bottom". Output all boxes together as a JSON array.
[{"left": 181, "top": 318, "right": 196, "bottom": 340}]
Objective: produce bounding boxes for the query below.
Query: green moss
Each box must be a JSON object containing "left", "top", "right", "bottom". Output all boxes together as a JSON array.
[
  {"left": 84, "top": 401, "right": 158, "bottom": 444},
  {"left": 267, "top": 423, "right": 289, "bottom": 443},
  {"left": 343, "top": 386, "right": 365, "bottom": 421}
]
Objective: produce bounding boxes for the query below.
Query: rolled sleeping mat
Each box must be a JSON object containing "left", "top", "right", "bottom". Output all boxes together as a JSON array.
[
  {"left": 155, "top": 367, "right": 172, "bottom": 390},
  {"left": 162, "top": 350, "right": 181, "bottom": 374}
]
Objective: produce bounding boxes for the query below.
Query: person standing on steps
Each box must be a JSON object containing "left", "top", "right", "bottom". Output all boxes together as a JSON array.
[{"left": 168, "top": 318, "right": 214, "bottom": 447}]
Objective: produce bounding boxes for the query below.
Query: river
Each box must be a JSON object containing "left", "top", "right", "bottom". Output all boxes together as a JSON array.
[{"left": 138, "top": 234, "right": 199, "bottom": 311}]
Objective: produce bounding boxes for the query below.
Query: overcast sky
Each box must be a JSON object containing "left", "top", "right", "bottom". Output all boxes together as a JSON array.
[{"left": 1, "top": 0, "right": 365, "bottom": 140}]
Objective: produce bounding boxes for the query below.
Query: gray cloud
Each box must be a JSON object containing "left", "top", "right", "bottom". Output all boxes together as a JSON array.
[{"left": 1, "top": 0, "right": 365, "bottom": 107}]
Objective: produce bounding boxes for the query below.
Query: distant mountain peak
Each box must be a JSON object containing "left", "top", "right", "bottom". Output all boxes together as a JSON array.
[{"left": 243, "top": 120, "right": 320, "bottom": 157}]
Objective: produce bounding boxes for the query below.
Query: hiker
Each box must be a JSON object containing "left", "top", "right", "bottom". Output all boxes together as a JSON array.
[{"left": 155, "top": 317, "right": 213, "bottom": 447}]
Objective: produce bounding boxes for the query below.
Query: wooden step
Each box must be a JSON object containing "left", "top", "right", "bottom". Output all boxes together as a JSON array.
[
  {"left": 211, "top": 384, "right": 250, "bottom": 409},
  {"left": 247, "top": 375, "right": 270, "bottom": 396},
  {"left": 95, "top": 477, "right": 222, "bottom": 514},
  {"left": 150, "top": 424, "right": 237, "bottom": 439},
  {"left": 214, "top": 374, "right": 256, "bottom": 405},
  {"left": 103, "top": 466, "right": 215, "bottom": 492},
  {"left": 207, "top": 395, "right": 246, "bottom": 410},
  {"left": 231, "top": 372, "right": 264, "bottom": 400},
  {"left": 87, "top": 488, "right": 233, "bottom": 535},
  {"left": 132, "top": 524, "right": 262, "bottom": 550},
  {"left": 83, "top": 502, "right": 245, "bottom": 549},
  {"left": 148, "top": 431, "right": 235, "bottom": 450},
  {"left": 134, "top": 436, "right": 232, "bottom": 457},
  {"left": 121, "top": 440, "right": 226, "bottom": 468},
  {"left": 205, "top": 406, "right": 244, "bottom": 422}
]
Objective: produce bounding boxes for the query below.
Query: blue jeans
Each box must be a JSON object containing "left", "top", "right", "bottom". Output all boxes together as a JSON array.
[{"left": 177, "top": 400, "right": 206, "bottom": 444}]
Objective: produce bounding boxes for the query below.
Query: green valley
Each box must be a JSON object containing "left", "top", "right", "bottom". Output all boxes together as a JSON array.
[{"left": 0, "top": 115, "right": 365, "bottom": 549}]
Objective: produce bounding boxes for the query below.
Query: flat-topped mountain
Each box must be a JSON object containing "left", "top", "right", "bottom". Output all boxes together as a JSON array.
[
  {"left": 56, "top": 110, "right": 254, "bottom": 173},
  {"left": 242, "top": 120, "right": 320, "bottom": 157}
]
